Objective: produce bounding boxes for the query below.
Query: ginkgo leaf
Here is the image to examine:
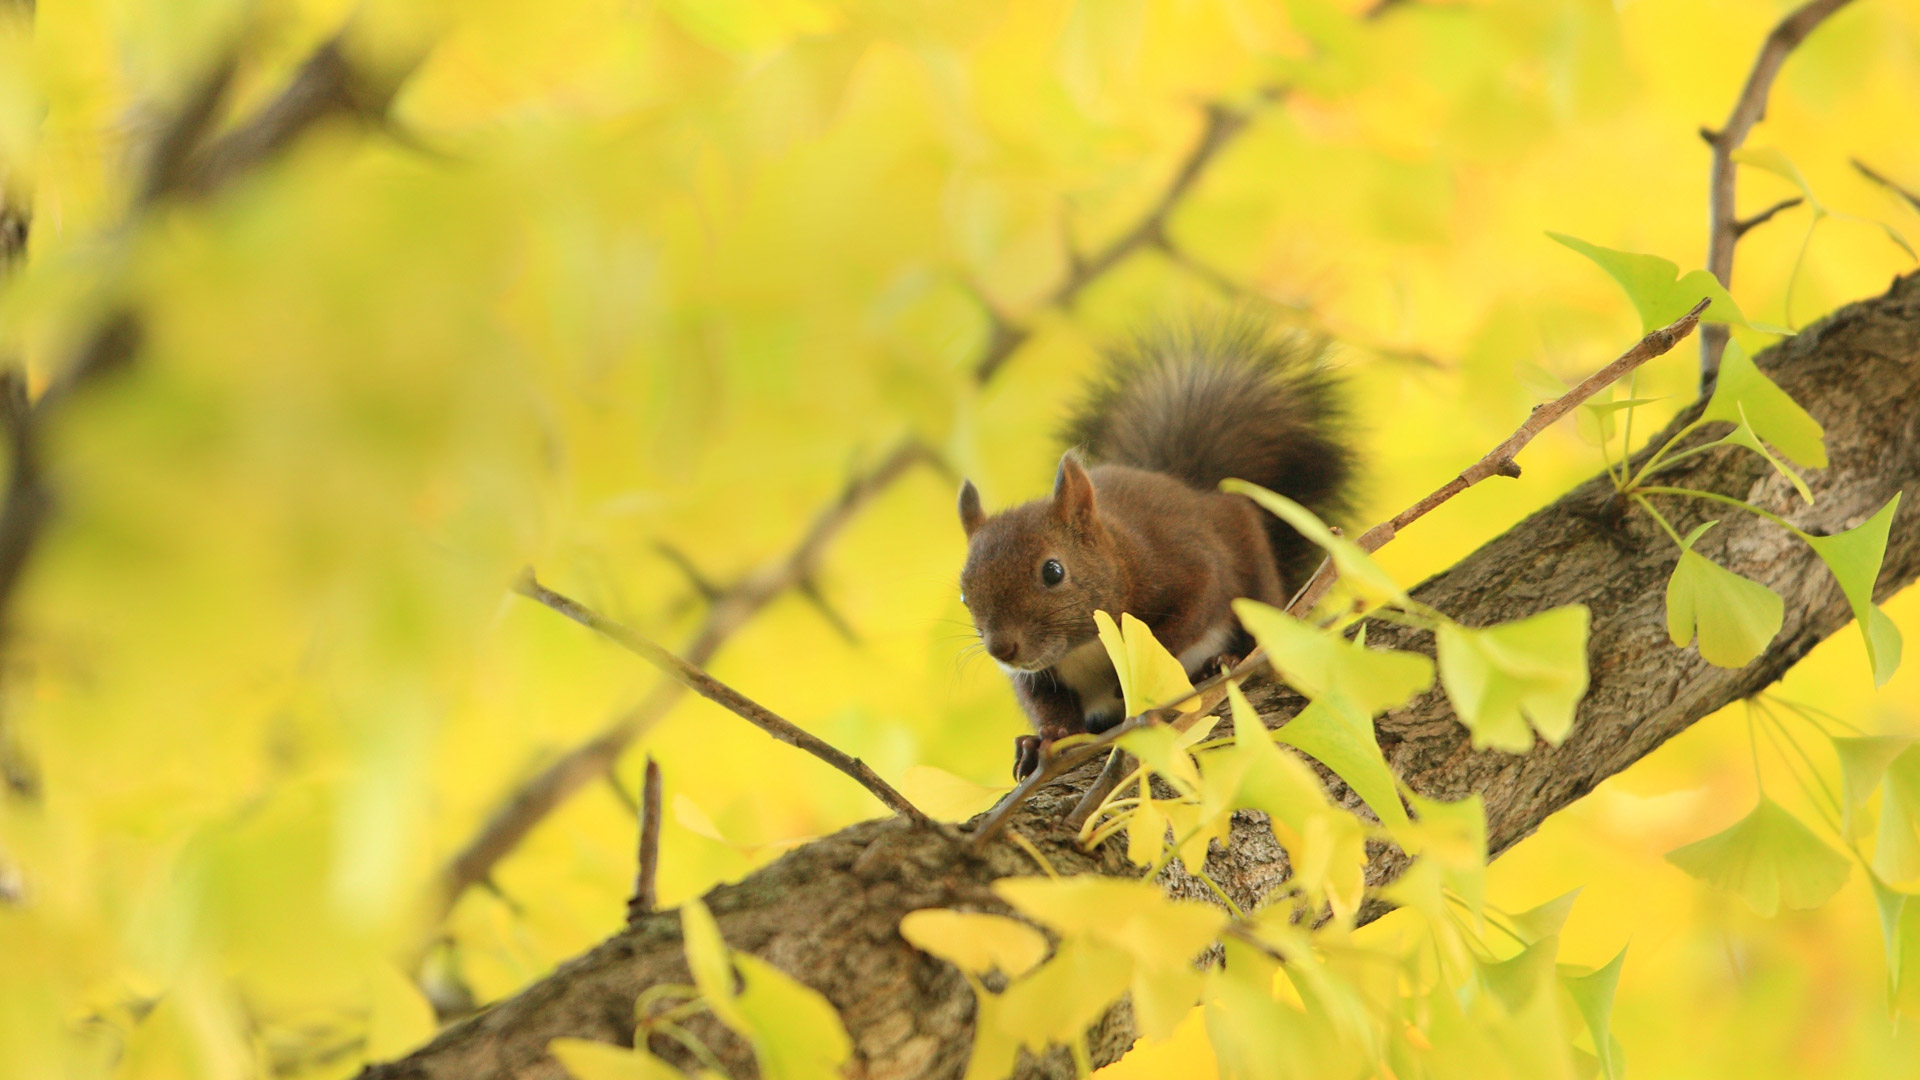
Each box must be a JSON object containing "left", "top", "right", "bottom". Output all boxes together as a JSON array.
[
  {"left": 899, "top": 909, "right": 1049, "bottom": 979},
  {"left": 1732, "top": 147, "right": 1827, "bottom": 216},
  {"left": 1832, "top": 735, "right": 1915, "bottom": 838},
  {"left": 1206, "top": 939, "right": 1315, "bottom": 1080},
  {"left": 1549, "top": 232, "right": 1747, "bottom": 333},
  {"left": 1874, "top": 745, "right": 1920, "bottom": 884},
  {"left": 1869, "top": 873, "right": 1907, "bottom": 1001},
  {"left": 1117, "top": 719, "right": 1203, "bottom": 795},
  {"left": 548, "top": 1038, "right": 688, "bottom": 1080},
  {"left": 1222, "top": 480, "right": 1409, "bottom": 606},
  {"left": 1233, "top": 598, "right": 1435, "bottom": 714},
  {"left": 1665, "top": 520, "right": 1784, "bottom": 668},
  {"left": 993, "top": 875, "right": 1226, "bottom": 984},
  {"left": 679, "top": 898, "right": 745, "bottom": 1028},
  {"left": 1666, "top": 797, "right": 1851, "bottom": 916},
  {"left": 732, "top": 952, "right": 854, "bottom": 1080},
  {"left": 1095, "top": 610, "right": 1200, "bottom": 717},
  {"left": 1221, "top": 683, "right": 1340, "bottom": 836},
  {"left": 1125, "top": 794, "right": 1171, "bottom": 867},
  {"left": 1803, "top": 493, "right": 1903, "bottom": 686},
  {"left": 1510, "top": 889, "right": 1583, "bottom": 944},
  {"left": 1479, "top": 935, "right": 1558, "bottom": 1013},
  {"left": 899, "top": 765, "right": 1008, "bottom": 823},
  {"left": 1559, "top": 946, "right": 1628, "bottom": 1080},
  {"left": 1701, "top": 340, "right": 1827, "bottom": 468},
  {"left": 1436, "top": 606, "right": 1591, "bottom": 752},
  {"left": 1579, "top": 397, "right": 1665, "bottom": 443},
  {"left": 991, "top": 938, "right": 1134, "bottom": 1051},
  {"left": 364, "top": 960, "right": 439, "bottom": 1061},
  {"left": 1288, "top": 807, "right": 1368, "bottom": 923},
  {"left": 1274, "top": 695, "right": 1409, "bottom": 827},
  {"left": 1723, "top": 403, "right": 1813, "bottom": 503}
]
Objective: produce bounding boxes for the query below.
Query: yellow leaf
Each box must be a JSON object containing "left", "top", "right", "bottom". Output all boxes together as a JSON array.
[{"left": 899, "top": 909, "right": 1049, "bottom": 979}]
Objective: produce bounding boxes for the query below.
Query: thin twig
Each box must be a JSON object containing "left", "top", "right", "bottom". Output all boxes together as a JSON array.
[
  {"left": 1064, "top": 749, "right": 1134, "bottom": 832},
  {"left": 1733, "top": 196, "right": 1805, "bottom": 237},
  {"left": 626, "top": 757, "right": 663, "bottom": 928},
  {"left": 433, "top": 438, "right": 933, "bottom": 920},
  {"left": 1699, "top": 0, "right": 1857, "bottom": 391},
  {"left": 1853, "top": 158, "right": 1920, "bottom": 215},
  {"left": 1284, "top": 297, "right": 1711, "bottom": 617},
  {"left": 971, "top": 297, "right": 1712, "bottom": 844},
  {"left": 515, "top": 572, "right": 930, "bottom": 826}
]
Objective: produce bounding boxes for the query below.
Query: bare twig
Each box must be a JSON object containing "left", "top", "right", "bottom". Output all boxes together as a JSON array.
[
  {"left": 626, "top": 757, "right": 662, "bottom": 928},
  {"left": 1854, "top": 158, "right": 1920, "bottom": 215},
  {"left": 1733, "top": 196, "right": 1805, "bottom": 237},
  {"left": 514, "top": 572, "right": 930, "bottom": 826},
  {"left": 1284, "top": 297, "right": 1711, "bottom": 617},
  {"left": 432, "top": 438, "right": 934, "bottom": 920},
  {"left": 1699, "top": 0, "right": 1857, "bottom": 391},
  {"left": 972, "top": 298, "right": 1712, "bottom": 843}
]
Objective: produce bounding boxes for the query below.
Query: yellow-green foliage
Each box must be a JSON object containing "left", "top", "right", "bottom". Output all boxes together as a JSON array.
[{"left": 1, "top": 0, "right": 1919, "bottom": 1078}]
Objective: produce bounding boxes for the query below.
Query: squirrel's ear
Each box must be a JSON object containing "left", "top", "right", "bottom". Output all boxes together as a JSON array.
[
  {"left": 1051, "top": 453, "right": 1097, "bottom": 532},
  {"left": 958, "top": 479, "right": 986, "bottom": 537}
]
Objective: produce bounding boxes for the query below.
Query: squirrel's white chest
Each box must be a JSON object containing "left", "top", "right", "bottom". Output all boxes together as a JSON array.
[{"left": 1052, "top": 620, "right": 1237, "bottom": 728}]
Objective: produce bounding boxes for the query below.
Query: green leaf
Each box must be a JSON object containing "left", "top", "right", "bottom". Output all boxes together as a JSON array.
[
  {"left": 1510, "top": 889, "right": 1583, "bottom": 944},
  {"left": 1479, "top": 935, "right": 1559, "bottom": 1013},
  {"left": 1803, "top": 493, "right": 1904, "bottom": 686},
  {"left": 1700, "top": 340, "right": 1827, "bottom": 469},
  {"left": 1870, "top": 873, "right": 1907, "bottom": 1000},
  {"left": 1436, "top": 606, "right": 1591, "bottom": 752},
  {"left": 1232, "top": 599, "right": 1435, "bottom": 715},
  {"left": 1220, "top": 683, "right": 1340, "bottom": 836},
  {"left": 1731, "top": 147, "right": 1827, "bottom": 216},
  {"left": 1273, "top": 695, "right": 1409, "bottom": 827},
  {"left": 1874, "top": 745, "right": 1920, "bottom": 884},
  {"left": 1549, "top": 232, "right": 1747, "bottom": 333},
  {"left": 1666, "top": 797, "right": 1851, "bottom": 916},
  {"left": 679, "top": 898, "right": 747, "bottom": 1031},
  {"left": 1095, "top": 610, "right": 1200, "bottom": 718},
  {"left": 1559, "top": 947, "right": 1628, "bottom": 1080},
  {"left": 548, "top": 1039, "right": 689, "bottom": 1080},
  {"left": 899, "top": 910, "right": 1049, "bottom": 979},
  {"left": 732, "top": 953, "right": 854, "bottom": 1080},
  {"left": 1832, "top": 735, "right": 1915, "bottom": 839},
  {"left": 1221, "top": 480, "right": 1408, "bottom": 606},
  {"left": 1204, "top": 939, "right": 1319, "bottom": 1080},
  {"left": 1664, "top": 520, "right": 1784, "bottom": 667},
  {"left": 1721, "top": 403, "right": 1814, "bottom": 503}
]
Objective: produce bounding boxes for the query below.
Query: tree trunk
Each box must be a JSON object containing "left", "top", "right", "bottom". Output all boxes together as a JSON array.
[{"left": 363, "top": 271, "right": 1920, "bottom": 1080}]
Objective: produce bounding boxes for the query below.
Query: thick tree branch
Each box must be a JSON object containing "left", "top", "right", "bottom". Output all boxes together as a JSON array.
[
  {"left": 366, "top": 272, "right": 1920, "bottom": 1080},
  {"left": 432, "top": 439, "right": 937, "bottom": 921},
  {"left": 1700, "top": 0, "right": 1856, "bottom": 391},
  {"left": 513, "top": 572, "right": 929, "bottom": 826}
]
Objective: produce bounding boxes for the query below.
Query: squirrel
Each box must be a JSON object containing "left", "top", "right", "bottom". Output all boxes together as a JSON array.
[{"left": 956, "top": 318, "right": 1355, "bottom": 780}]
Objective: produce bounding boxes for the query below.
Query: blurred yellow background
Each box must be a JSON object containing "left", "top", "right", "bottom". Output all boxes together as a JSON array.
[{"left": 2, "top": 0, "right": 1919, "bottom": 1076}]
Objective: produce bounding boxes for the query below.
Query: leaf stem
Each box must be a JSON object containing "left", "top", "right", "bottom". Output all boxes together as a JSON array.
[
  {"left": 1636, "top": 486, "right": 1803, "bottom": 535},
  {"left": 1627, "top": 419, "right": 1707, "bottom": 489}
]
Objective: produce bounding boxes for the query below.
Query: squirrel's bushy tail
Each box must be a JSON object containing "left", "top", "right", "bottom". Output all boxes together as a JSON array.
[{"left": 1061, "top": 316, "right": 1356, "bottom": 585}]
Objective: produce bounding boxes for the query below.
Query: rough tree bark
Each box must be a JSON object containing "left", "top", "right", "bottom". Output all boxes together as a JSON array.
[{"left": 365, "top": 272, "right": 1920, "bottom": 1080}]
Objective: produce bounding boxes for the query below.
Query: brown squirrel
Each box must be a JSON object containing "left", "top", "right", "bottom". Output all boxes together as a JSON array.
[{"left": 957, "top": 318, "right": 1354, "bottom": 780}]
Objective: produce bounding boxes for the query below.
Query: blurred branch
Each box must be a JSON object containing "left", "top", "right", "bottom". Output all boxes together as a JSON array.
[
  {"left": 0, "top": 30, "right": 411, "bottom": 810},
  {"left": 1699, "top": 0, "right": 1857, "bottom": 392},
  {"left": 1854, "top": 158, "right": 1920, "bottom": 215},
  {"left": 972, "top": 97, "right": 1272, "bottom": 384},
  {"left": 432, "top": 438, "right": 936, "bottom": 923},
  {"left": 625, "top": 757, "right": 662, "bottom": 928},
  {"left": 513, "top": 572, "right": 929, "bottom": 825}
]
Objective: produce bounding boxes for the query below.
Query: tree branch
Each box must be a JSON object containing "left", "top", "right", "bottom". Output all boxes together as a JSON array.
[
  {"left": 432, "top": 438, "right": 936, "bottom": 921},
  {"left": 625, "top": 758, "right": 662, "bottom": 929},
  {"left": 512, "top": 571, "right": 930, "bottom": 827},
  {"left": 1700, "top": 0, "right": 1857, "bottom": 391},
  {"left": 364, "top": 272, "right": 1920, "bottom": 1080}
]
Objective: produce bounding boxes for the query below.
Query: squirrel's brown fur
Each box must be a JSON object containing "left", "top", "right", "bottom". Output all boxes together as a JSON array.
[{"left": 958, "top": 318, "right": 1355, "bottom": 779}]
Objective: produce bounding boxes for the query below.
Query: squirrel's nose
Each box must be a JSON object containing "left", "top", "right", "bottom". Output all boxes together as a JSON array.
[{"left": 986, "top": 635, "right": 1020, "bottom": 663}]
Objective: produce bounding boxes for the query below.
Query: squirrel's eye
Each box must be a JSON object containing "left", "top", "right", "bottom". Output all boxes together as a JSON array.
[{"left": 1041, "top": 559, "right": 1066, "bottom": 587}]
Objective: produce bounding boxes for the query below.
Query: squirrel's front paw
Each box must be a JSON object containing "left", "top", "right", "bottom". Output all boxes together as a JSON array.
[{"left": 1011, "top": 735, "right": 1044, "bottom": 782}]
